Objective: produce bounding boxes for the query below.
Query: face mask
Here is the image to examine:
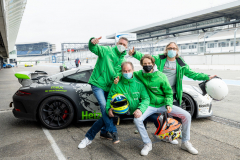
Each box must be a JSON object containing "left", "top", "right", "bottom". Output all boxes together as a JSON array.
[
  {"left": 143, "top": 65, "right": 153, "bottom": 73},
  {"left": 167, "top": 50, "right": 177, "bottom": 58},
  {"left": 123, "top": 72, "right": 133, "bottom": 79},
  {"left": 117, "top": 45, "right": 126, "bottom": 53}
]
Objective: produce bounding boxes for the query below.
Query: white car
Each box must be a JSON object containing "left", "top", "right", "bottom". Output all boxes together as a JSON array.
[{"left": 182, "top": 85, "right": 212, "bottom": 118}]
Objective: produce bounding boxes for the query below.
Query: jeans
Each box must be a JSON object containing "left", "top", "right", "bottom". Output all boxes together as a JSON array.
[
  {"left": 85, "top": 117, "right": 105, "bottom": 140},
  {"left": 134, "top": 105, "right": 191, "bottom": 144},
  {"left": 90, "top": 85, "right": 117, "bottom": 133},
  {"left": 85, "top": 114, "right": 133, "bottom": 140},
  {"left": 144, "top": 100, "right": 181, "bottom": 128}
]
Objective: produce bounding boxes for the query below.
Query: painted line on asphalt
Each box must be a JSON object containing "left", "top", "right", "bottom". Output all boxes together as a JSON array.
[
  {"left": 0, "top": 109, "right": 12, "bottom": 113},
  {"left": 42, "top": 127, "right": 66, "bottom": 160}
]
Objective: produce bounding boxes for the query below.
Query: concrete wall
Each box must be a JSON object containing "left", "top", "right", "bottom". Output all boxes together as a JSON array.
[{"left": 182, "top": 53, "right": 240, "bottom": 65}]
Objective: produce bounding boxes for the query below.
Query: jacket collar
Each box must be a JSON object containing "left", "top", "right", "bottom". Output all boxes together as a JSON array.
[
  {"left": 159, "top": 53, "right": 186, "bottom": 67},
  {"left": 142, "top": 70, "right": 159, "bottom": 78}
]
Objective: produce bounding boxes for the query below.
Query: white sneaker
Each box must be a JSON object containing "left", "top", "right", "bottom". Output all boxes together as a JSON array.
[
  {"left": 162, "top": 137, "right": 179, "bottom": 145},
  {"left": 78, "top": 137, "right": 92, "bottom": 149},
  {"left": 141, "top": 143, "right": 152, "bottom": 156},
  {"left": 181, "top": 141, "right": 198, "bottom": 155}
]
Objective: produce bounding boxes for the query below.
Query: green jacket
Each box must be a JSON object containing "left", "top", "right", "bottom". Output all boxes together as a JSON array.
[
  {"left": 133, "top": 52, "right": 210, "bottom": 104},
  {"left": 88, "top": 37, "right": 127, "bottom": 92},
  {"left": 134, "top": 70, "right": 173, "bottom": 108},
  {"left": 106, "top": 74, "right": 150, "bottom": 115}
]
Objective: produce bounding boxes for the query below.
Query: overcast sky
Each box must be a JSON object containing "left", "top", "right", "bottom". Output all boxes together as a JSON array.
[{"left": 16, "top": 0, "right": 234, "bottom": 51}]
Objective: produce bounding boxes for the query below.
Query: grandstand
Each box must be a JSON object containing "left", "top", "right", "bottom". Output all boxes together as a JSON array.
[
  {"left": 16, "top": 42, "right": 56, "bottom": 57},
  {"left": 0, "top": 0, "right": 27, "bottom": 69},
  {"left": 106, "top": 0, "right": 240, "bottom": 56}
]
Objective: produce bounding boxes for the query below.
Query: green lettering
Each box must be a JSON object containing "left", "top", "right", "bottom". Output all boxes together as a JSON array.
[
  {"left": 82, "top": 111, "right": 88, "bottom": 120},
  {"left": 94, "top": 111, "right": 97, "bottom": 119},
  {"left": 89, "top": 113, "right": 93, "bottom": 119},
  {"left": 96, "top": 113, "right": 102, "bottom": 119}
]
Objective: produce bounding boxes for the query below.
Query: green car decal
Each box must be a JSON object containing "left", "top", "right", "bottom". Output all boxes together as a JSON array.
[{"left": 82, "top": 111, "right": 102, "bottom": 120}]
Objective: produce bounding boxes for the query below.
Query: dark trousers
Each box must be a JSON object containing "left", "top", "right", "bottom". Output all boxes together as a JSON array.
[{"left": 76, "top": 64, "right": 79, "bottom": 67}]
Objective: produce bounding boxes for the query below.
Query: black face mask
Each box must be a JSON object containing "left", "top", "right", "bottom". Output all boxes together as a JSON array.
[{"left": 143, "top": 65, "right": 153, "bottom": 73}]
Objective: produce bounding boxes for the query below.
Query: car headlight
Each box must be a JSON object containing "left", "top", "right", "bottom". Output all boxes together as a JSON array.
[{"left": 192, "top": 86, "right": 203, "bottom": 94}]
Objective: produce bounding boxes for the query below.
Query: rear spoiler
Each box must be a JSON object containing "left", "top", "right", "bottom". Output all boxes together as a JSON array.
[{"left": 15, "top": 70, "right": 48, "bottom": 87}]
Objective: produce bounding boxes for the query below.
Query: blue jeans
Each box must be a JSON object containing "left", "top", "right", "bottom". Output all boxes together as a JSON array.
[
  {"left": 134, "top": 105, "right": 191, "bottom": 144},
  {"left": 144, "top": 101, "right": 181, "bottom": 128},
  {"left": 86, "top": 85, "right": 117, "bottom": 140},
  {"left": 85, "top": 117, "right": 105, "bottom": 140}
]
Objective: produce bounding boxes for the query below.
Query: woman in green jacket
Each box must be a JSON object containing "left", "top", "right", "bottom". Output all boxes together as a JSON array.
[{"left": 132, "top": 54, "right": 198, "bottom": 156}]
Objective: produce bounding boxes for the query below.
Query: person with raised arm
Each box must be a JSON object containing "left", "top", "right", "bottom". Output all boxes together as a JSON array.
[{"left": 80, "top": 36, "right": 128, "bottom": 144}]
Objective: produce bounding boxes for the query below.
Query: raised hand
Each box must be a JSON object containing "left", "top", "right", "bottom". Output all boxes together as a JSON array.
[
  {"left": 114, "top": 76, "right": 119, "bottom": 84},
  {"left": 128, "top": 47, "right": 135, "bottom": 56},
  {"left": 91, "top": 36, "right": 102, "bottom": 45}
]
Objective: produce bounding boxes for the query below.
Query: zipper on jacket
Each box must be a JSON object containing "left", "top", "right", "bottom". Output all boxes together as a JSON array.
[
  {"left": 128, "top": 81, "right": 132, "bottom": 105},
  {"left": 96, "top": 70, "right": 105, "bottom": 80}
]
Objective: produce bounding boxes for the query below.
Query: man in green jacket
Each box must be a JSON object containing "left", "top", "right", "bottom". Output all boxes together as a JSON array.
[
  {"left": 132, "top": 54, "right": 198, "bottom": 156},
  {"left": 78, "top": 61, "right": 150, "bottom": 149},
  {"left": 129, "top": 42, "right": 216, "bottom": 154},
  {"left": 106, "top": 62, "right": 150, "bottom": 117},
  {"left": 86, "top": 36, "right": 128, "bottom": 142},
  {"left": 129, "top": 43, "right": 216, "bottom": 105}
]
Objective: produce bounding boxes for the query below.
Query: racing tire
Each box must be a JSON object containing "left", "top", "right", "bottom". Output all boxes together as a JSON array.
[
  {"left": 181, "top": 93, "right": 195, "bottom": 117},
  {"left": 38, "top": 96, "right": 74, "bottom": 129}
]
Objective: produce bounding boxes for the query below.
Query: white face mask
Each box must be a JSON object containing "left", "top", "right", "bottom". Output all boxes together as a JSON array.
[{"left": 117, "top": 45, "right": 126, "bottom": 53}]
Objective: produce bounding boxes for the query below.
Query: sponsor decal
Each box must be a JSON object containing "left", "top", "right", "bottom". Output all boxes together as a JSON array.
[
  {"left": 82, "top": 110, "right": 102, "bottom": 120},
  {"left": 199, "top": 104, "right": 210, "bottom": 108},
  {"left": 45, "top": 90, "right": 67, "bottom": 92},
  {"left": 45, "top": 86, "right": 67, "bottom": 92},
  {"left": 51, "top": 86, "right": 64, "bottom": 89}
]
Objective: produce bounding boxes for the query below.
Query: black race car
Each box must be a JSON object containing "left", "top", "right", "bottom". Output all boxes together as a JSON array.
[{"left": 11, "top": 67, "right": 212, "bottom": 129}]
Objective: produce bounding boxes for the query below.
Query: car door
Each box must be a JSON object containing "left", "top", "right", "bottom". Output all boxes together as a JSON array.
[{"left": 61, "top": 69, "right": 101, "bottom": 121}]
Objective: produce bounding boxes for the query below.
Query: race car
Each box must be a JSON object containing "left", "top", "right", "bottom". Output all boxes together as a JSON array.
[
  {"left": 25, "top": 63, "right": 33, "bottom": 67},
  {"left": 3, "top": 62, "right": 15, "bottom": 68},
  {"left": 11, "top": 66, "right": 212, "bottom": 129}
]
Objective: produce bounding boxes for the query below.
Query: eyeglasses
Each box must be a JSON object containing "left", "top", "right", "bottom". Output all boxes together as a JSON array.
[{"left": 167, "top": 47, "right": 177, "bottom": 50}]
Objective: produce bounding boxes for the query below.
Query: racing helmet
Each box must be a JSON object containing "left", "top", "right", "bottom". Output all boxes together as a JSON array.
[
  {"left": 154, "top": 112, "right": 182, "bottom": 141},
  {"left": 199, "top": 77, "right": 228, "bottom": 101},
  {"left": 110, "top": 93, "right": 129, "bottom": 114}
]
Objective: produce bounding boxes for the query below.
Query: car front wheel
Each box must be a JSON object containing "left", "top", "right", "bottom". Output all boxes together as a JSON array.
[
  {"left": 38, "top": 96, "right": 74, "bottom": 129},
  {"left": 181, "top": 93, "right": 195, "bottom": 117}
]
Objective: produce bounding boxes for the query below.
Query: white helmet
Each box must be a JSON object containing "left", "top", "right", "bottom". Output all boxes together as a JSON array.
[{"left": 199, "top": 78, "right": 228, "bottom": 101}]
